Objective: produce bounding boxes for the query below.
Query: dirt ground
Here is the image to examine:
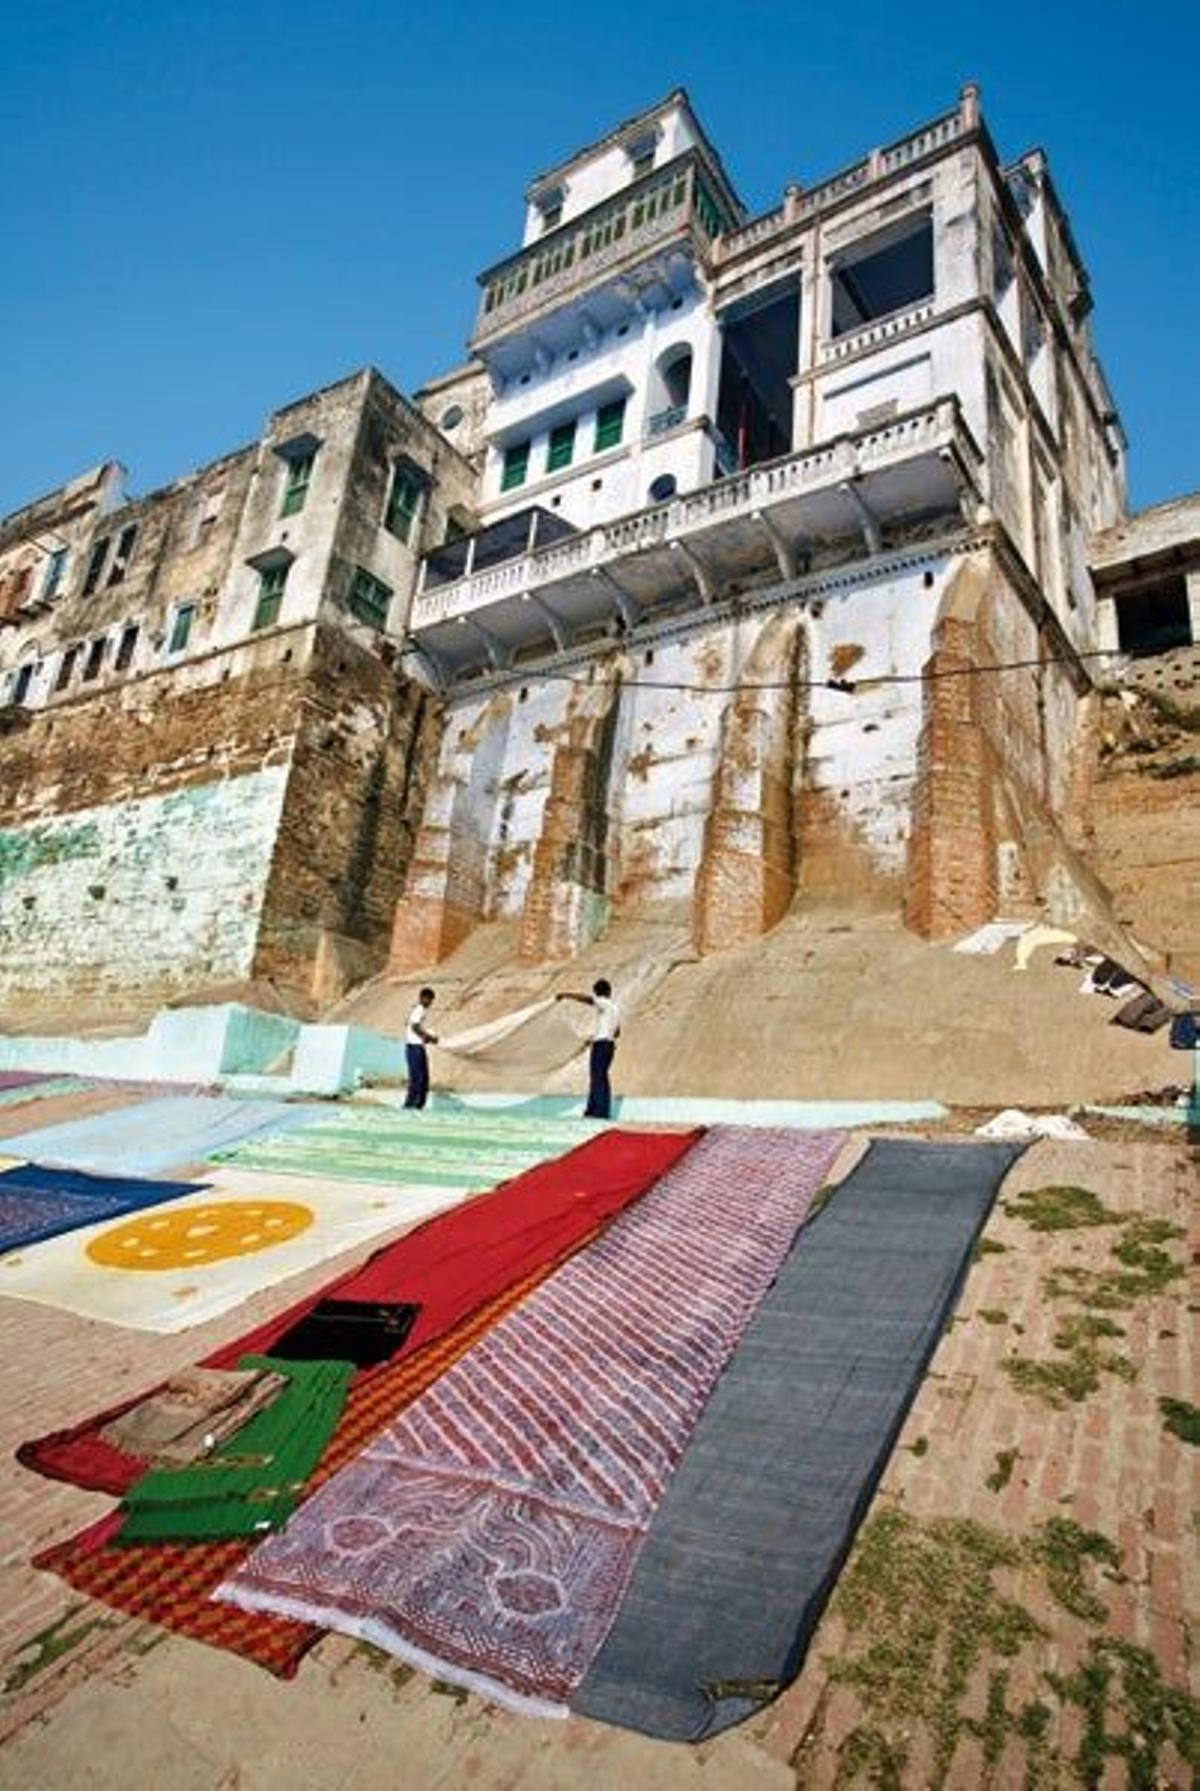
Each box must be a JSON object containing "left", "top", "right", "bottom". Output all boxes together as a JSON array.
[
  {"left": 0, "top": 1121, "right": 1193, "bottom": 1790},
  {"left": 342, "top": 908, "right": 1188, "bottom": 1108}
]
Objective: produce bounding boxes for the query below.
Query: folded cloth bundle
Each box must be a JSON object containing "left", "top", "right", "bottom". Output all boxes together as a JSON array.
[
  {"left": 117, "top": 1354, "right": 353, "bottom": 1545},
  {"left": 102, "top": 1366, "right": 288, "bottom": 1466}
]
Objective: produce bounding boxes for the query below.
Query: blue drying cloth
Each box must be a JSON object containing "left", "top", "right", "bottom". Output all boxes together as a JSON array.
[
  {"left": 0, "top": 1163, "right": 207, "bottom": 1254},
  {"left": 573, "top": 1138, "right": 1024, "bottom": 1740},
  {"left": 0, "top": 1096, "right": 328, "bottom": 1177}
]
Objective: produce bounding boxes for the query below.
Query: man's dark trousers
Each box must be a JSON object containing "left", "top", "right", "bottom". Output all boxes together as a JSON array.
[
  {"left": 404, "top": 1043, "right": 429, "bottom": 1110},
  {"left": 585, "top": 1040, "right": 615, "bottom": 1119}
]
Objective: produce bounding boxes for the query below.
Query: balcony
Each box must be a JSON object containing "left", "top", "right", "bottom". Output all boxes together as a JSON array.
[
  {"left": 472, "top": 151, "right": 726, "bottom": 356},
  {"left": 407, "top": 399, "right": 983, "bottom": 684}
]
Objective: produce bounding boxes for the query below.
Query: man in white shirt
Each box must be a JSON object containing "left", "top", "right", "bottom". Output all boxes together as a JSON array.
[
  {"left": 403, "top": 986, "right": 438, "bottom": 1111},
  {"left": 556, "top": 978, "right": 620, "bottom": 1119}
]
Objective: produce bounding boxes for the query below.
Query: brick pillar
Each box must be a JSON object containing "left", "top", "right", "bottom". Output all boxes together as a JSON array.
[
  {"left": 518, "top": 687, "right": 620, "bottom": 963},
  {"left": 694, "top": 617, "right": 803, "bottom": 955},
  {"left": 904, "top": 614, "right": 998, "bottom": 938}
]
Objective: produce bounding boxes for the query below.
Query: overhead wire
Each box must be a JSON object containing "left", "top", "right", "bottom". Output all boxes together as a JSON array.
[{"left": 520, "top": 648, "right": 1124, "bottom": 697}]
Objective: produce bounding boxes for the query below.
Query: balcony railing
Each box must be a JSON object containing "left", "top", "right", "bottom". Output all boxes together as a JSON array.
[
  {"left": 411, "top": 398, "right": 980, "bottom": 634},
  {"left": 473, "top": 151, "right": 725, "bottom": 347},
  {"left": 716, "top": 102, "right": 969, "bottom": 264},
  {"left": 644, "top": 404, "right": 689, "bottom": 438}
]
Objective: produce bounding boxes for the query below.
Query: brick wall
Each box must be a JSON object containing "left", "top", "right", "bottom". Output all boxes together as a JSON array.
[{"left": 0, "top": 622, "right": 427, "bottom": 1018}]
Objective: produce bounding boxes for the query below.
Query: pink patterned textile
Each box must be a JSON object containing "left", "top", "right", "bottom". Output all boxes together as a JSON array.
[{"left": 219, "top": 1127, "right": 843, "bottom": 1712}]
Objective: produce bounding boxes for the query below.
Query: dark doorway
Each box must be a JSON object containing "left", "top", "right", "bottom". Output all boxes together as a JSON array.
[
  {"left": 830, "top": 210, "right": 934, "bottom": 337},
  {"left": 716, "top": 283, "right": 800, "bottom": 472},
  {"left": 1115, "top": 576, "right": 1192, "bottom": 657}
]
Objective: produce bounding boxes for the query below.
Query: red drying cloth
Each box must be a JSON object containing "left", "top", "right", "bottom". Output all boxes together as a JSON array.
[
  {"left": 31, "top": 1242, "right": 597, "bottom": 1678},
  {"left": 19, "top": 1128, "right": 700, "bottom": 1497}
]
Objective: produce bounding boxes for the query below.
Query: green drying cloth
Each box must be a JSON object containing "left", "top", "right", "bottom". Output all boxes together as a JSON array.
[{"left": 116, "top": 1354, "right": 354, "bottom": 1544}]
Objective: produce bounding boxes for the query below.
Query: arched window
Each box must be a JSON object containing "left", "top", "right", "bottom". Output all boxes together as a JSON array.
[{"left": 647, "top": 346, "right": 693, "bottom": 435}]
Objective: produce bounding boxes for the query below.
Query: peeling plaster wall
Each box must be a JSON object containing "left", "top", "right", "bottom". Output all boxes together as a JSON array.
[
  {"left": 393, "top": 550, "right": 966, "bottom": 967},
  {"left": 0, "top": 768, "right": 287, "bottom": 1005}
]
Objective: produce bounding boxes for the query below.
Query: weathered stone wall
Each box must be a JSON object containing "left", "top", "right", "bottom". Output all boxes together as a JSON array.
[
  {"left": 254, "top": 626, "right": 431, "bottom": 1002},
  {"left": 0, "top": 622, "right": 427, "bottom": 1017},
  {"left": 0, "top": 633, "right": 303, "bottom": 1016}
]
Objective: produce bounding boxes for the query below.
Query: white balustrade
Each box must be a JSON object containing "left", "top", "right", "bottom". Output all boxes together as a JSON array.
[{"left": 410, "top": 401, "right": 968, "bottom": 632}]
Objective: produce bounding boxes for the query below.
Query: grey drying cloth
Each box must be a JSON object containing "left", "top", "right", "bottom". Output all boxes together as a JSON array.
[{"left": 573, "top": 1137, "right": 1025, "bottom": 1742}]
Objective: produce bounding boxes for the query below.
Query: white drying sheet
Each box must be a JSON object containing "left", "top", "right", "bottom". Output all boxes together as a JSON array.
[{"left": 437, "top": 999, "right": 592, "bottom": 1075}]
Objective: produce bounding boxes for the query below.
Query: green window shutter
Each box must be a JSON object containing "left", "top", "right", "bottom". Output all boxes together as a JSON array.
[
  {"left": 594, "top": 398, "right": 626, "bottom": 452},
  {"left": 281, "top": 454, "right": 314, "bottom": 517},
  {"left": 501, "top": 442, "right": 530, "bottom": 491},
  {"left": 385, "top": 468, "right": 422, "bottom": 542},
  {"left": 168, "top": 603, "right": 196, "bottom": 653},
  {"left": 546, "top": 421, "right": 576, "bottom": 472},
  {"left": 348, "top": 567, "right": 392, "bottom": 630},
  {"left": 253, "top": 565, "right": 288, "bottom": 631}
]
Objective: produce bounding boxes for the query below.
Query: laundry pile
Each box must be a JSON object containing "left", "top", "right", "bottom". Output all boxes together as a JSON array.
[{"left": 10, "top": 1100, "right": 1023, "bottom": 1738}]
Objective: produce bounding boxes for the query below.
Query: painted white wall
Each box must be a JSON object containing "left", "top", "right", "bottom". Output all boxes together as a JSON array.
[
  {"left": 521, "top": 101, "right": 702, "bottom": 244},
  {"left": 481, "top": 291, "right": 721, "bottom": 527}
]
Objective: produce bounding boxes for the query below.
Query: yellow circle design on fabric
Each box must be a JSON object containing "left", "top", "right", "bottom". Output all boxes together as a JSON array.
[{"left": 85, "top": 1200, "right": 314, "bottom": 1271}]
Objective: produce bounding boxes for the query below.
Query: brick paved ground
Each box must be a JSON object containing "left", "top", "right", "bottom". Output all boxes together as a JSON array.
[{"left": 0, "top": 1125, "right": 1193, "bottom": 1789}]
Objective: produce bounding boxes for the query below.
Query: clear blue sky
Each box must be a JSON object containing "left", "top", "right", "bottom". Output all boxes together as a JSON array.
[{"left": 1, "top": 0, "right": 1196, "bottom": 515}]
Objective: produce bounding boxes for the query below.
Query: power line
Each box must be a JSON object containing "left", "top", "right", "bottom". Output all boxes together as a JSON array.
[{"left": 528, "top": 648, "right": 1123, "bottom": 696}]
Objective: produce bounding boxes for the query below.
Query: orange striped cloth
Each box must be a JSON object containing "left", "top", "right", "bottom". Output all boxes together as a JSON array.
[{"left": 33, "top": 1240, "right": 596, "bottom": 1677}]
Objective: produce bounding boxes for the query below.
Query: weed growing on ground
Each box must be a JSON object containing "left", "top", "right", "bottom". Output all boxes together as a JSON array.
[
  {"left": 986, "top": 1447, "right": 1019, "bottom": 1492},
  {"left": 1003, "top": 1186, "right": 1122, "bottom": 1232},
  {"left": 1029, "top": 1518, "right": 1125, "bottom": 1623},
  {"left": 972, "top": 1237, "right": 1008, "bottom": 1260},
  {"left": 829, "top": 1508, "right": 1045, "bottom": 1787},
  {"left": 978, "top": 1308, "right": 1008, "bottom": 1325},
  {"left": 1, "top": 1605, "right": 116, "bottom": 1696},
  {"left": 1004, "top": 1313, "right": 1135, "bottom": 1408},
  {"left": 836, "top": 1723, "right": 908, "bottom": 1787},
  {"left": 824, "top": 1508, "right": 1199, "bottom": 1788},
  {"left": 1049, "top": 1638, "right": 1200, "bottom": 1788},
  {"left": 1159, "top": 1397, "right": 1200, "bottom": 1445}
]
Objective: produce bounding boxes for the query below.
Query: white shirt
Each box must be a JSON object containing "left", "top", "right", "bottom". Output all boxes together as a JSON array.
[
  {"left": 406, "top": 1003, "right": 429, "bottom": 1046},
  {"left": 592, "top": 995, "right": 620, "bottom": 1042}
]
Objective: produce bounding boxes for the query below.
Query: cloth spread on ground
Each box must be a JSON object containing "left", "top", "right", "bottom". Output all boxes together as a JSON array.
[
  {"left": 0, "top": 1071, "right": 55, "bottom": 1090},
  {"left": 101, "top": 1367, "right": 289, "bottom": 1466},
  {"left": 0, "top": 1077, "right": 86, "bottom": 1112},
  {"left": 213, "top": 1105, "right": 606, "bottom": 1191},
  {"left": 0, "top": 1167, "right": 471, "bottom": 1334},
  {"left": 218, "top": 1126, "right": 844, "bottom": 1716},
  {"left": 117, "top": 1355, "right": 354, "bottom": 1543},
  {"left": 0, "top": 1162, "right": 207, "bottom": 1254},
  {"left": 572, "top": 1138, "right": 1024, "bottom": 1742},
  {"left": 19, "top": 1126, "right": 697, "bottom": 1494},
  {"left": 267, "top": 1299, "right": 421, "bottom": 1368},
  {"left": 31, "top": 1242, "right": 603, "bottom": 1677},
  {"left": 0, "top": 1096, "right": 328, "bottom": 1176}
]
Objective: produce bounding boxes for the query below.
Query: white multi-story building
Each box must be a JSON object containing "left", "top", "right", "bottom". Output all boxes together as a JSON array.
[{"left": 393, "top": 84, "right": 1132, "bottom": 969}]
